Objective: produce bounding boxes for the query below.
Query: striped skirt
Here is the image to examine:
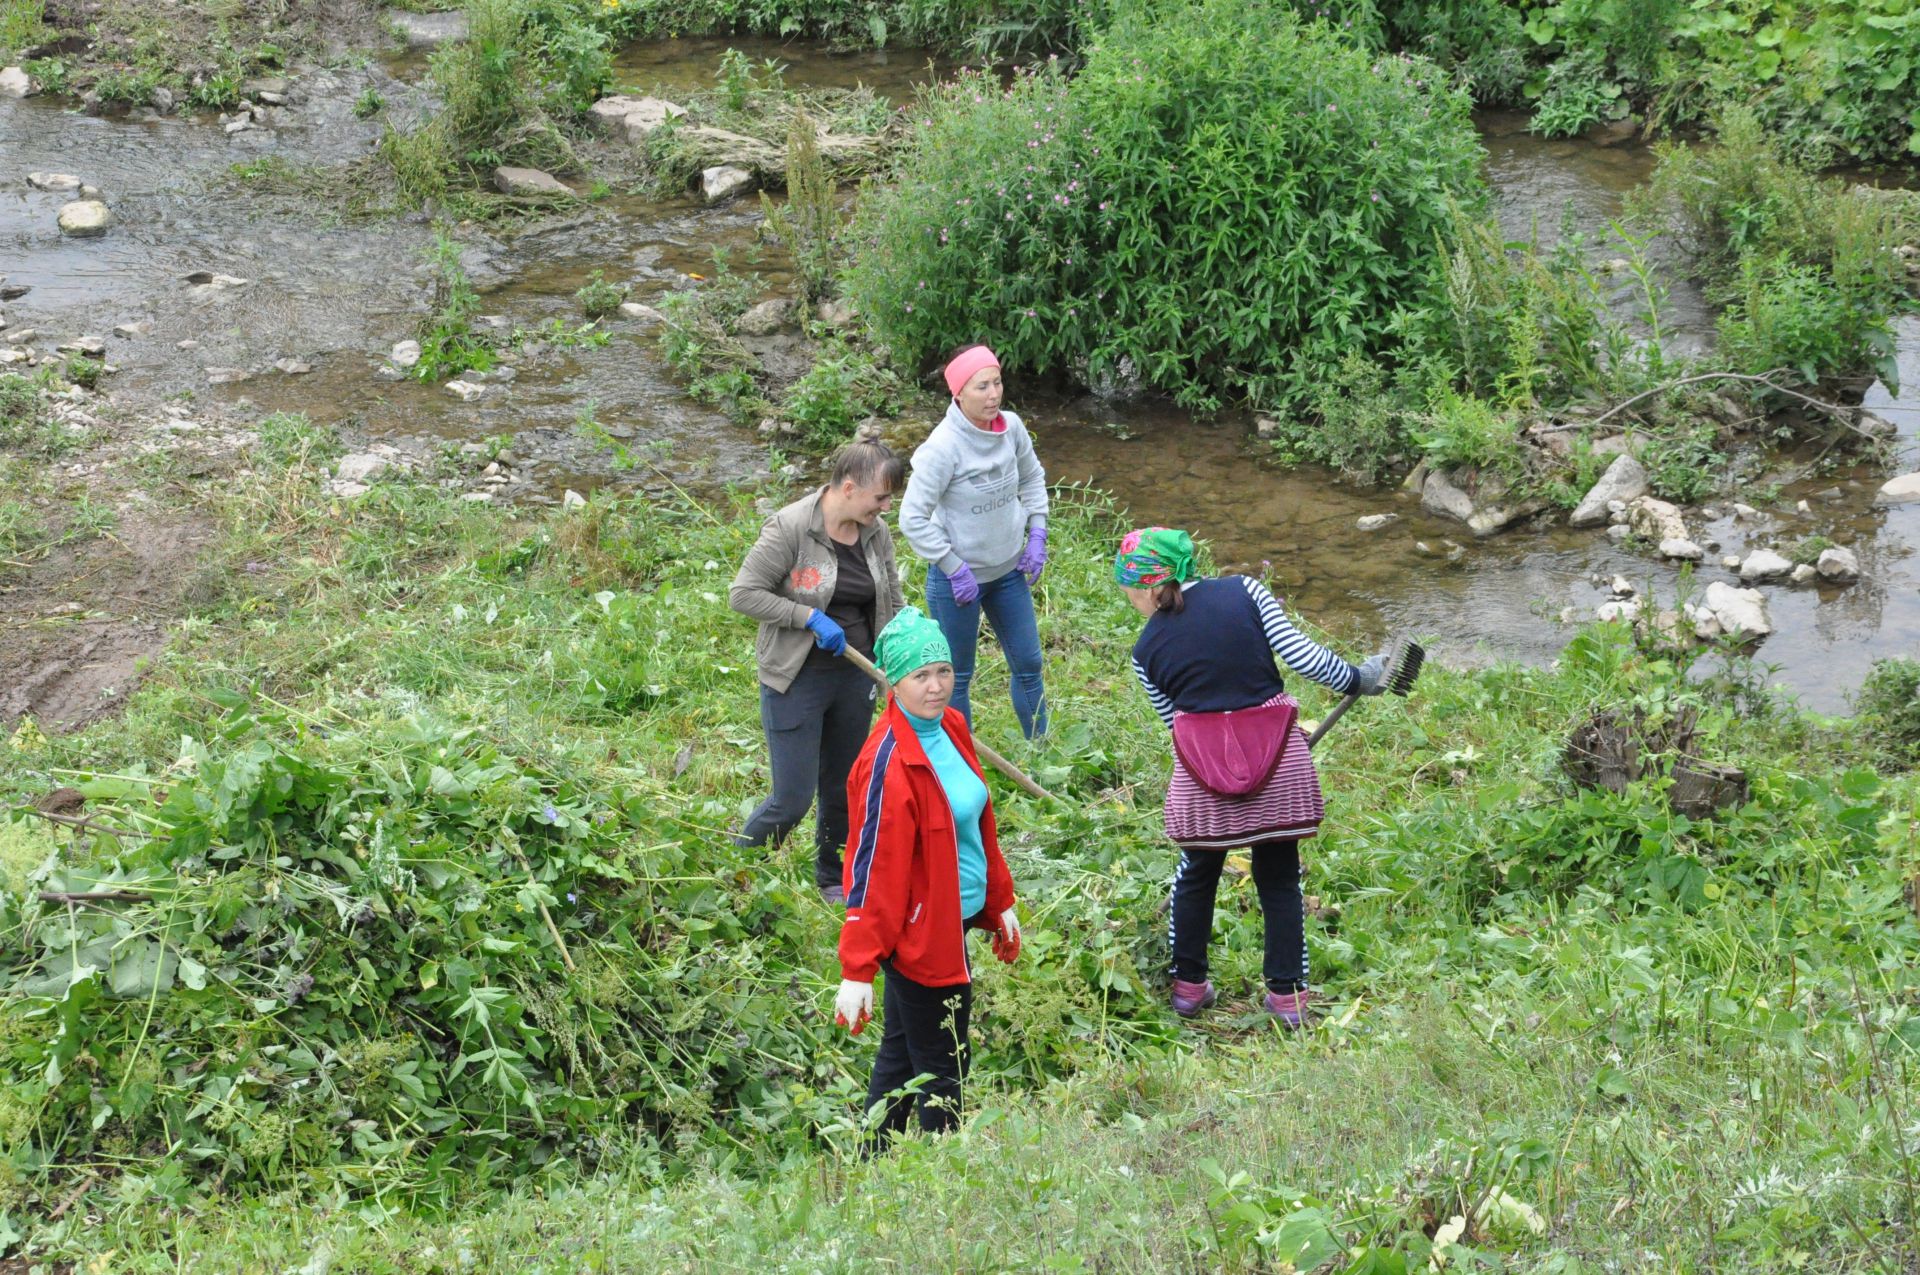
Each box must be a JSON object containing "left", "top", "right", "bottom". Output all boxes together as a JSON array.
[{"left": 1164, "top": 693, "right": 1324, "bottom": 849}]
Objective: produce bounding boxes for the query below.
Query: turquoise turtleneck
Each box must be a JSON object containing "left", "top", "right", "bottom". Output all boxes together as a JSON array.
[{"left": 906, "top": 707, "right": 988, "bottom": 919}]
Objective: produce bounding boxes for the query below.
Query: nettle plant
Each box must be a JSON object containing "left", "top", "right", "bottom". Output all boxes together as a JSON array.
[{"left": 848, "top": 0, "right": 1487, "bottom": 410}]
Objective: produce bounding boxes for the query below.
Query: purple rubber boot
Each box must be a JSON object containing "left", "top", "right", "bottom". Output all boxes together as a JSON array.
[
  {"left": 1264, "top": 988, "right": 1315, "bottom": 1029},
  {"left": 1170, "top": 978, "right": 1217, "bottom": 1018}
]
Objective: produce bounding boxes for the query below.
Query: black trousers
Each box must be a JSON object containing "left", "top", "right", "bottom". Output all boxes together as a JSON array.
[
  {"left": 736, "top": 659, "right": 876, "bottom": 889},
  {"left": 1167, "top": 839, "right": 1306, "bottom": 993},
  {"left": 865, "top": 963, "right": 971, "bottom": 1139}
]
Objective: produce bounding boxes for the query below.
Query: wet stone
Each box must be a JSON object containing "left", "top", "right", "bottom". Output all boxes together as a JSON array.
[
  {"left": 57, "top": 200, "right": 112, "bottom": 237},
  {"left": 1790, "top": 564, "right": 1818, "bottom": 585},
  {"left": 1816, "top": 547, "right": 1860, "bottom": 583},
  {"left": 28, "top": 172, "right": 81, "bottom": 191},
  {"left": 0, "top": 67, "right": 31, "bottom": 98},
  {"left": 114, "top": 321, "right": 153, "bottom": 338},
  {"left": 1739, "top": 549, "right": 1792, "bottom": 582},
  {"left": 390, "top": 340, "right": 422, "bottom": 368},
  {"left": 493, "top": 166, "right": 571, "bottom": 197},
  {"left": 1356, "top": 513, "right": 1397, "bottom": 531},
  {"left": 701, "top": 165, "right": 754, "bottom": 204}
]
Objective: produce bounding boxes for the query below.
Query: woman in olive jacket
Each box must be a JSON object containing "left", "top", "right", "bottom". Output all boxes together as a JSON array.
[{"left": 728, "top": 442, "right": 906, "bottom": 901}]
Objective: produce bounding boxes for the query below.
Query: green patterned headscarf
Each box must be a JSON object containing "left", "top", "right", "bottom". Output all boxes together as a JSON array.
[
  {"left": 1113, "top": 527, "right": 1197, "bottom": 588},
  {"left": 874, "top": 606, "right": 952, "bottom": 685}
]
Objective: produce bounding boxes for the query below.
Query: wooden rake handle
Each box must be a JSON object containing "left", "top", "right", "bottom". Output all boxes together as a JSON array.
[{"left": 841, "top": 647, "right": 1068, "bottom": 807}]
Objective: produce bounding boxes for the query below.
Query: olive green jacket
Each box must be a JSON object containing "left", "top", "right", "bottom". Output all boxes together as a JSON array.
[{"left": 729, "top": 488, "right": 905, "bottom": 693}]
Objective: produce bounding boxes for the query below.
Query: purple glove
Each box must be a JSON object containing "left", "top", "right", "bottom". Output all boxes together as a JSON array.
[
  {"left": 945, "top": 562, "right": 981, "bottom": 606},
  {"left": 1016, "top": 526, "right": 1048, "bottom": 585}
]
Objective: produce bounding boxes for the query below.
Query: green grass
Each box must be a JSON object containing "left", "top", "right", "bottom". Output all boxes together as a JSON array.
[{"left": 3, "top": 430, "right": 1917, "bottom": 1269}]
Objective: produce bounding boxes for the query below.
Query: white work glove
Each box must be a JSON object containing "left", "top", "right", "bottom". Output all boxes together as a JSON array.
[
  {"left": 992, "top": 906, "right": 1021, "bottom": 964},
  {"left": 1353, "top": 653, "right": 1391, "bottom": 696},
  {"left": 834, "top": 979, "right": 874, "bottom": 1035}
]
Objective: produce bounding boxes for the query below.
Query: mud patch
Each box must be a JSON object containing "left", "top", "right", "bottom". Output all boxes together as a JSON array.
[{"left": 0, "top": 508, "right": 216, "bottom": 732}]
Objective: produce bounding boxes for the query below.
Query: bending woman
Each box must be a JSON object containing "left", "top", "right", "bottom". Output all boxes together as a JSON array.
[
  {"left": 899, "top": 344, "right": 1050, "bottom": 738},
  {"left": 729, "top": 441, "right": 906, "bottom": 903},
  {"left": 833, "top": 607, "right": 1021, "bottom": 1139},
  {"left": 1113, "top": 528, "right": 1386, "bottom": 1027}
]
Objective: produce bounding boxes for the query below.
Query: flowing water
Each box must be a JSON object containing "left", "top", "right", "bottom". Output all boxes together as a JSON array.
[{"left": 2, "top": 48, "right": 1916, "bottom": 711}]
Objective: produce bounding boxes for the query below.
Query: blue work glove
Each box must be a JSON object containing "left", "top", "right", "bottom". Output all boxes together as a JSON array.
[
  {"left": 946, "top": 562, "right": 981, "bottom": 607},
  {"left": 1016, "top": 526, "right": 1048, "bottom": 585},
  {"left": 806, "top": 610, "right": 846, "bottom": 656},
  {"left": 1353, "top": 653, "right": 1390, "bottom": 695}
]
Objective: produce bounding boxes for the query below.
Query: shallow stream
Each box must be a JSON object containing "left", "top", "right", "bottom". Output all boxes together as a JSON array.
[{"left": 2, "top": 42, "right": 1916, "bottom": 711}]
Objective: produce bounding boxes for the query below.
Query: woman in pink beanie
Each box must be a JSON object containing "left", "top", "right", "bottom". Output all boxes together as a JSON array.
[{"left": 897, "top": 344, "right": 1051, "bottom": 738}]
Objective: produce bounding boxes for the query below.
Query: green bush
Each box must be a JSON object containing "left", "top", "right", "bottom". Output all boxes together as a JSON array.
[
  {"left": 846, "top": 0, "right": 1486, "bottom": 412},
  {"left": 573, "top": 269, "right": 627, "bottom": 320},
  {"left": 1410, "top": 382, "right": 1526, "bottom": 477},
  {"left": 1640, "top": 425, "right": 1724, "bottom": 503},
  {"left": 1267, "top": 352, "right": 1412, "bottom": 484},
  {"left": 778, "top": 341, "right": 907, "bottom": 449},
  {"left": 1857, "top": 656, "right": 1920, "bottom": 766},
  {"left": 414, "top": 232, "right": 499, "bottom": 382}
]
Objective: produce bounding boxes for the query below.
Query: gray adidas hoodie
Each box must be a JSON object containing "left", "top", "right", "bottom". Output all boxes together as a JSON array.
[{"left": 900, "top": 401, "right": 1049, "bottom": 582}]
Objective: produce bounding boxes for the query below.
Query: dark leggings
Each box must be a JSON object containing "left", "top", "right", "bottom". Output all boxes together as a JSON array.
[
  {"left": 865, "top": 963, "right": 971, "bottom": 1141},
  {"left": 1167, "top": 839, "right": 1306, "bottom": 993},
  {"left": 736, "top": 659, "right": 876, "bottom": 889}
]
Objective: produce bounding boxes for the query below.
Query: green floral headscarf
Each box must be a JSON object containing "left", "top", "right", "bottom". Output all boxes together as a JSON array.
[
  {"left": 1113, "top": 527, "right": 1197, "bottom": 588},
  {"left": 874, "top": 606, "right": 952, "bottom": 685}
]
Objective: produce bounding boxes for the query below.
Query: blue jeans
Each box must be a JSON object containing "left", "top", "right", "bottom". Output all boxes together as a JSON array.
[{"left": 924, "top": 566, "right": 1047, "bottom": 738}]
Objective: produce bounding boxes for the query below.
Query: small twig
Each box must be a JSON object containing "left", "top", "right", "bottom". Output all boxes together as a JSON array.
[
  {"left": 47, "top": 1171, "right": 98, "bottom": 1220},
  {"left": 38, "top": 889, "right": 152, "bottom": 904},
  {"left": 23, "top": 808, "right": 172, "bottom": 841}
]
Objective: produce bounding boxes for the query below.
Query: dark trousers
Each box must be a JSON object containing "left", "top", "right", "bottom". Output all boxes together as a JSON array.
[
  {"left": 1167, "top": 839, "right": 1306, "bottom": 993},
  {"left": 736, "top": 660, "right": 876, "bottom": 889},
  {"left": 865, "top": 963, "right": 971, "bottom": 1140}
]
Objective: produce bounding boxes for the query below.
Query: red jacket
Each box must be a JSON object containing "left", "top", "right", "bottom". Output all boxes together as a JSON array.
[{"left": 839, "top": 698, "right": 1016, "bottom": 987}]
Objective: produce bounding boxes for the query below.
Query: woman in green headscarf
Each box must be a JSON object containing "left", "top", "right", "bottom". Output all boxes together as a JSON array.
[{"left": 831, "top": 607, "right": 1022, "bottom": 1140}]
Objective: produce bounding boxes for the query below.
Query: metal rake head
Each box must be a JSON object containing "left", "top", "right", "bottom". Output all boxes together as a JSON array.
[{"left": 1386, "top": 638, "right": 1427, "bottom": 697}]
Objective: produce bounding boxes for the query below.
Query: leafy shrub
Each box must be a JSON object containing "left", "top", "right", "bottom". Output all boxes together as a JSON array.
[
  {"left": 353, "top": 87, "right": 385, "bottom": 118},
  {"left": 1786, "top": 534, "right": 1835, "bottom": 567},
  {"left": 573, "top": 269, "right": 627, "bottom": 320},
  {"left": 60, "top": 355, "right": 104, "bottom": 391},
  {"left": 846, "top": 0, "right": 1486, "bottom": 412},
  {"left": 760, "top": 108, "right": 841, "bottom": 304},
  {"left": 778, "top": 342, "right": 907, "bottom": 448},
  {"left": 1856, "top": 657, "right": 1920, "bottom": 767},
  {"left": 1640, "top": 425, "right": 1724, "bottom": 503},
  {"left": 414, "top": 232, "right": 499, "bottom": 382},
  {"left": 1268, "top": 352, "right": 1412, "bottom": 484},
  {"left": 1410, "top": 383, "right": 1525, "bottom": 477},
  {"left": 0, "top": 373, "right": 49, "bottom": 449},
  {"left": 1527, "top": 49, "right": 1616, "bottom": 138},
  {"left": 1715, "top": 256, "right": 1893, "bottom": 390},
  {"left": 1376, "top": 0, "right": 1530, "bottom": 104},
  {"left": 655, "top": 266, "right": 774, "bottom": 425}
]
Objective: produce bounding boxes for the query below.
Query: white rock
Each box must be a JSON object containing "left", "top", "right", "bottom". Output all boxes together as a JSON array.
[
  {"left": 184, "top": 271, "right": 249, "bottom": 288},
  {"left": 1815, "top": 546, "right": 1860, "bottom": 582},
  {"left": 1628, "top": 496, "right": 1687, "bottom": 543},
  {"left": 460, "top": 490, "right": 494, "bottom": 503},
  {"left": 4, "top": 328, "right": 35, "bottom": 344},
  {"left": 335, "top": 452, "right": 391, "bottom": 484},
  {"left": 1660, "top": 538, "right": 1704, "bottom": 561},
  {"left": 1606, "top": 524, "right": 1631, "bottom": 542},
  {"left": 1559, "top": 605, "right": 1580, "bottom": 623},
  {"left": 817, "top": 298, "right": 856, "bottom": 328},
  {"left": 27, "top": 172, "right": 81, "bottom": 191},
  {"left": 176, "top": 339, "right": 198, "bottom": 350},
  {"left": 1795, "top": 499, "right": 1812, "bottom": 514},
  {"left": 1702, "top": 581, "right": 1771, "bottom": 638},
  {"left": 1722, "top": 556, "right": 1740, "bottom": 569},
  {"left": 1356, "top": 514, "right": 1398, "bottom": 532},
  {"left": 390, "top": 340, "right": 422, "bottom": 368},
  {"left": 619, "top": 301, "right": 663, "bottom": 323},
  {"left": 328, "top": 480, "right": 371, "bottom": 500},
  {"left": 0, "top": 67, "right": 32, "bottom": 98},
  {"left": 446, "top": 380, "right": 486, "bottom": 402},
  {"left": 113, "top": 321, "right": 154, "bottom": 338},
  {"left": 1732, "top": 502, "right": 1759, "bottom": 520},
  {"left": 56, "top": 336, "right": 106, "bottom": 356},
  {"left": 1790, "top": 564, "right": 1818, "bottom": 584},
  {"left": 224, "top": 119, "right": 252, "bottom": 135},
  {"left": 701, "top": 165, "right": 755, "bottom": 204},
  {"left": 204, "top": 367, "right": 252, "bottom": 385},
  {"left": 1875, "top": 473, "right": 1920, "bottom": 505},
  {"left": 493, "top": 166, "right": 571, "bottom": 197},
  {"left": 587, "top": 95, "right": 685, "bottom": 143},
  {"left": 1596, "top": 598, "right": 1642, "bottom": 623},
  {"left": 274, "top": 358, "right": 312, "bottom": 375},
  {"left": 57, "top": 200, "right": 112, "bottom": 237},
  {"left": 1739, "top": 549, "right": 1792, "bottom": 582},
  {"left": 737, "top": 298, "right": 792, "bottom": 336},
  {"left": 1610, "top": 575, "right": 1634, "bottom": 596},
  {"left": 1570, "top": 454, "right": 1649, "bottom": 527},
  {"left": 562, "top": 488, "right": 587, "bottom": 509}
]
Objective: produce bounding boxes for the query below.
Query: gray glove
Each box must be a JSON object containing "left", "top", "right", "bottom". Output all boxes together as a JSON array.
[{"left": 1353, "top": 653, "right": 1391, "bottom": 696}]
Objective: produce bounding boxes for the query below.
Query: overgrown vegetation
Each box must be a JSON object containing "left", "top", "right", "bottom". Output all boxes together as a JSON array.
[
  {"left": 412, "top": 231, "right": 499, "bottom": 382},
  {"left": 2, "top": 443, "right": 1917, "bottom": 1266},
  {"left": 847, "top": 0, "right": 1485, "bottom": 413}
]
